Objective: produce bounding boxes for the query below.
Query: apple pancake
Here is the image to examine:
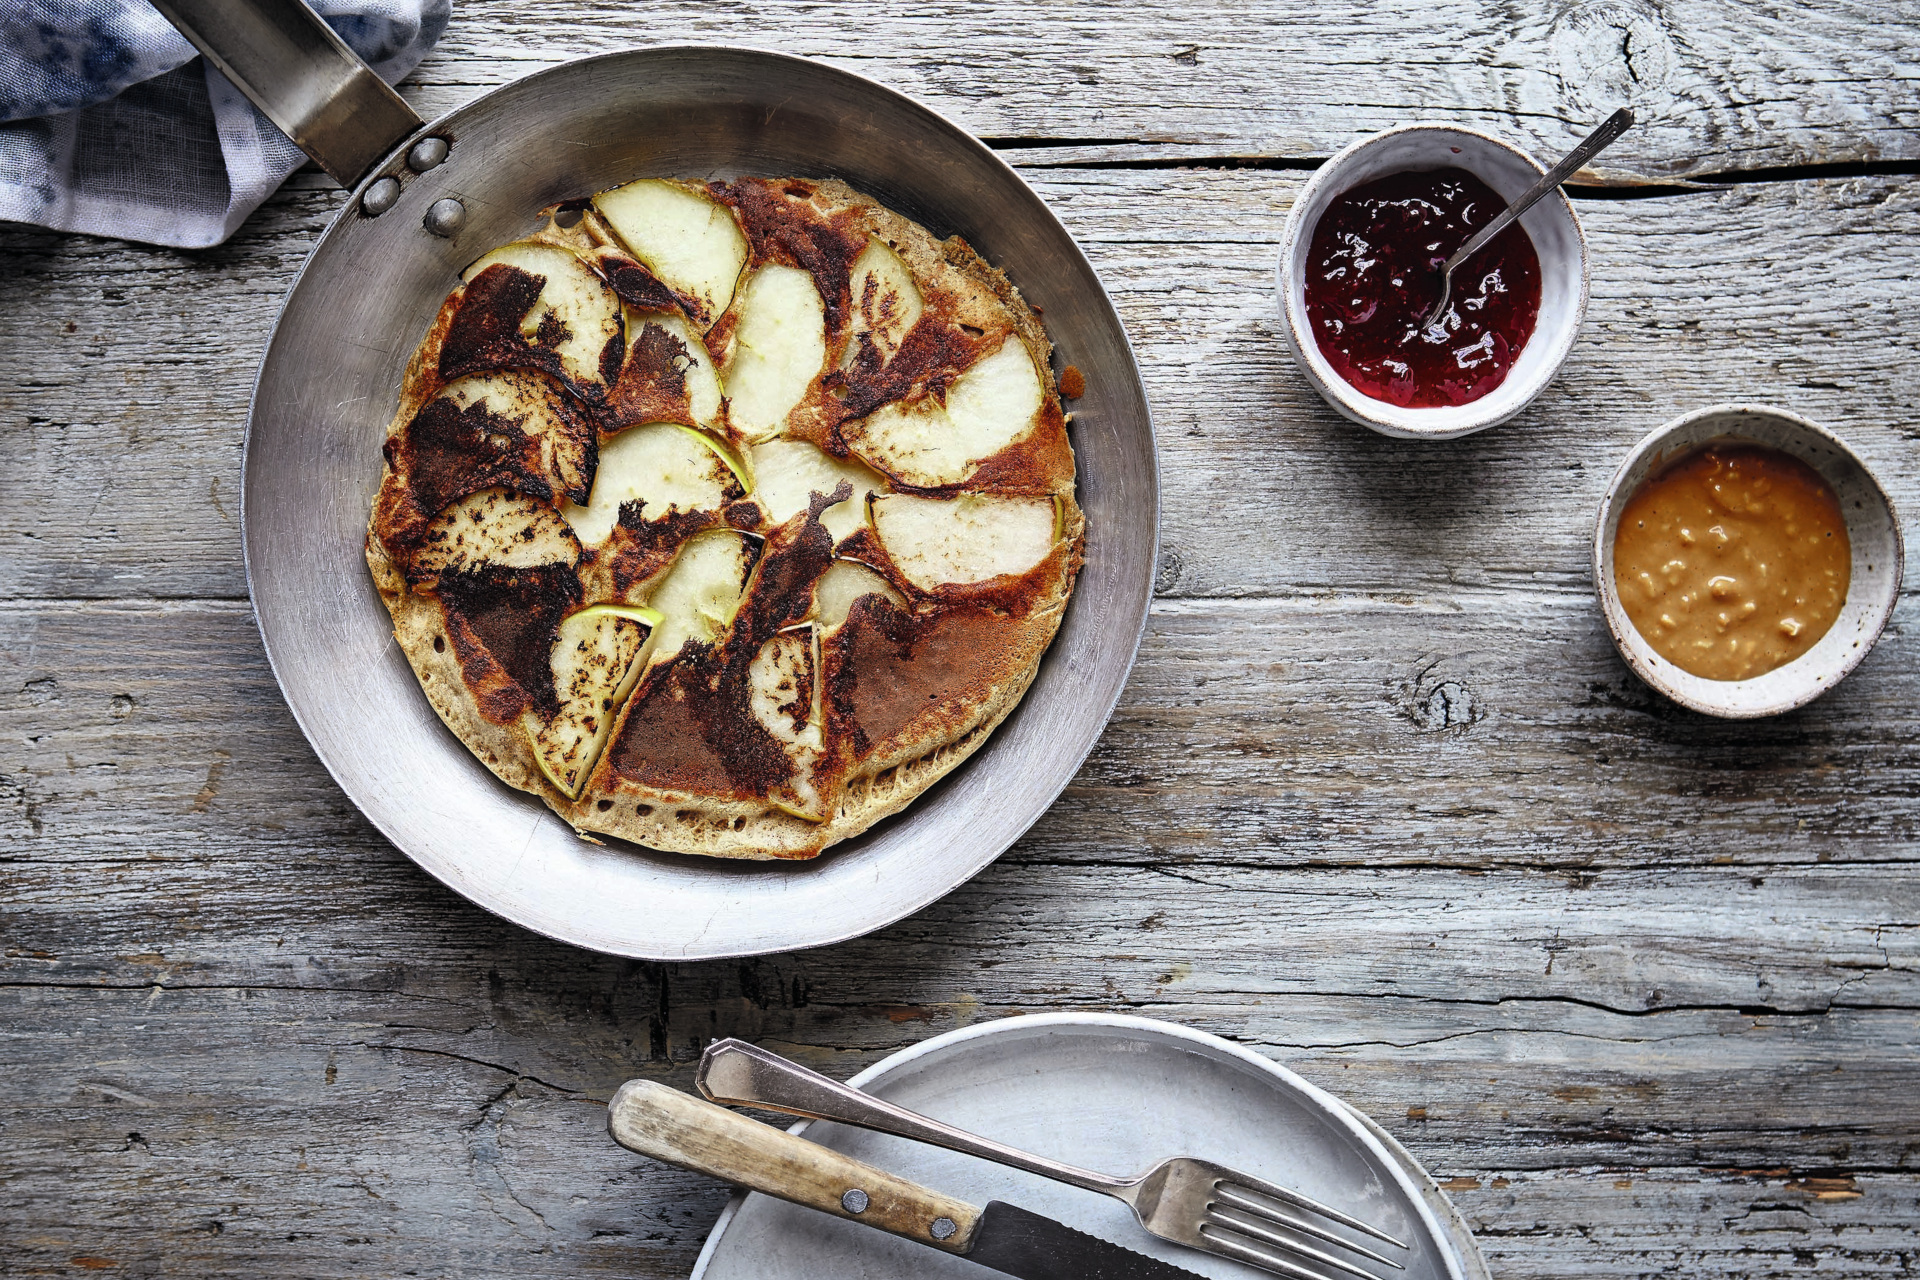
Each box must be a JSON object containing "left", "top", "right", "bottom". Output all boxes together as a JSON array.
[{"left": 367, "top": 176, "right": 1083, "bottom": 859}]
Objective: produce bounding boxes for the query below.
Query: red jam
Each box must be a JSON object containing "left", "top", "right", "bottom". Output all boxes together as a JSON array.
[{"left": 1304, "top": 167, "right": 1541, "bottom": 409}]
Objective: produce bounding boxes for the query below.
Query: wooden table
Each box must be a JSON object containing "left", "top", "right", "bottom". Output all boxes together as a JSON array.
[{"left": 5, "top": 4, "right": 1918, "bottom": 1275}]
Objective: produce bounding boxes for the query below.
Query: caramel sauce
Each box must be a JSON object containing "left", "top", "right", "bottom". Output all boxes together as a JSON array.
[{"left": 1613, "top": 441, "right": 1849, "bottom": 682}]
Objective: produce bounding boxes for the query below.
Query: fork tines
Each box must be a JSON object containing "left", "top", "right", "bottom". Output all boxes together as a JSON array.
[{"left": 1200, "top": 1177, "right": 1408, "bottom": 1280}]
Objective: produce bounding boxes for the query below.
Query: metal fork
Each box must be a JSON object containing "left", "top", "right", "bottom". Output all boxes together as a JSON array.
[{"left": 698, "top": 1038, "right": 1411, "bottom": 1280}]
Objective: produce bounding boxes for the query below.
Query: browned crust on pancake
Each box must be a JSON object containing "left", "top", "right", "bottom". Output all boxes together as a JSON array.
[
  {"left": 367, "top": 534, "right": 550, "bottom": 797},
  {"left": 603, "top": 317, "right": 701, "bottom": 430},
  {"left": 367, "top": 177, "right": 1085, "bottom": 860},
  {"left": 373, "top": 373, "right": 593, "bottom": 581}
]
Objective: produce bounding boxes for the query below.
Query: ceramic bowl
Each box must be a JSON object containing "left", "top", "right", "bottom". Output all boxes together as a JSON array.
[
  {"left": 1593, "top": 405, "right": 1903, "bottom": 718},
  {"left": 1276, "top": 123, "right": 1589, "bottom": 440}
]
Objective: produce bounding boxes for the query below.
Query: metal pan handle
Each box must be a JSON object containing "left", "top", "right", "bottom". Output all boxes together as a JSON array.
[{"left": 148, "top": 0, "right": 424, "bottom": 187}]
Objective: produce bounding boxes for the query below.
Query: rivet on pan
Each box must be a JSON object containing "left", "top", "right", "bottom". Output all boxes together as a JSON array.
[
  {"left": 840, "top": 1188, "right": 869, "bottom": 1214},
  {"left": 408, "top": 136, "right": 451, "bottom": 172},
  {"left": 361, "top": 176, "right": 400, "bottom": 217},
  {"left": 930, "top": 1217, "right": 957, "bottom": 1240},
  {"left": 424, "top": 197, "right": 467, "bottom": 238}
]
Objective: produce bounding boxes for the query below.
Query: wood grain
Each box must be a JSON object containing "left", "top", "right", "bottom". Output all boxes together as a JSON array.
[
  {"left": 5, "top": 3, "right": 1920, "bottom": 1275},
  {"left": 398, "top": 0, "right": 1920, "bottom": 182}
]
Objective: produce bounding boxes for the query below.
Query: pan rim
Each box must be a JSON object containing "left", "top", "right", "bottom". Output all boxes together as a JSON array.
[{"left": 241, "top": 43, "right": 1161, "bottom": 959}]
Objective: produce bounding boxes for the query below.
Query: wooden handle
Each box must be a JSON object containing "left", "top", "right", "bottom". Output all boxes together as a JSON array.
[{"left": 608, "top": 1080, "right": 980, "bottom": 1253}]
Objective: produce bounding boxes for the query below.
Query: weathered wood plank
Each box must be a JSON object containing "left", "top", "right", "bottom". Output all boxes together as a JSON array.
[
  {"left": 6, "top": 597, "right": 1917, "bottom": 873},
  {"left": 3, "top": 977, "right": 1916, "bottom": 1275},
  {"left": 397, "top": 0, "right": 1920, "bottom": 181},
  {"left": 3, "top": 174, "right": 1916, "bottom": 604},
  {"left": 9, "top": 836, "right": 1918, "bottom": 1036}
]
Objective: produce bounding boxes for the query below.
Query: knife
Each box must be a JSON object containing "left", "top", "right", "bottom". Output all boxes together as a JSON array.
[{"left": 608, "top": 1079, "right": 1209, "bottom": 1280}]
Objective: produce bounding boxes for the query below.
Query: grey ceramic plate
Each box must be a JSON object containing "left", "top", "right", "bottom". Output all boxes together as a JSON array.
[
  {"left": 241, "top": 47, "right": 1158, "bottom": 959},
  {"left": 692, "top": 1014, "right": 1486, "bottom": 1280}
]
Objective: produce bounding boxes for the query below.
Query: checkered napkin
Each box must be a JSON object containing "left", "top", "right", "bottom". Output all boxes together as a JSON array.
[{"left": 0, "top": 0, "right": 449, "bottom": 248}]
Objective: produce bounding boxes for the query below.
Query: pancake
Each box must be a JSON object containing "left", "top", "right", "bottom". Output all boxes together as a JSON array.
[{"left": 368, "top": 177, "right": 1083, "bottom": 859}]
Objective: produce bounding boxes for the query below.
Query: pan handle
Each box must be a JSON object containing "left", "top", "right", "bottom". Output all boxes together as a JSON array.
[{"left": 148, "top": 0, "right": 425, "bottom": 188}]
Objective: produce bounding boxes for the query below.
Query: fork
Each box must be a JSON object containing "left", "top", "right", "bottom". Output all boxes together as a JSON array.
[{"left": 698, "top": 1038, "right": 1411, "bottom": 1280}]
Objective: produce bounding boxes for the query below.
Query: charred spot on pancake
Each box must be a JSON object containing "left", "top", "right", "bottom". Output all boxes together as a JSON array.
[
  {"left": 712, "top": 178, "right": 865, "bottom": 340},
  {"left": 627, "top": 323, "right": 690, "bottom": 399},
  {"left": 438, "top": 264, "right": 566, "bottom": 386},
  {"left": 736, "top": 485, "right": 842, "bottom": 639},
  {"left": 609, "top": 505, "right": 722, "bottom": 596},
  {"left": 598, "top": 251, "right": 704, "bottom": 323},
  {"left": 534, "top": 309, "right": 572, "bottom": 352},
  {"left": 376, "top": 386, "right": 596, "bottom": 576},
  {"left": 437, "top": 562, "right": 581, "bottom": 721},
  {"left": 810, "top": 481, "right": 853, "bottom": 520},
  {"left": 831, "top": 317, "right": 988, "bottom": 427},
  {"left": 389, "top": 393, "right": 554, "bottom": 518},
  {"left": 604, "top": 321, "right": 692, "bottom": 428},
  {"left": 598, "top": 332, "right": 624, "bottom": 388},
  {"left": 726, "top": 499, "right": 763, "bottom": 530},
  {"left": 608, "top": 655, "right": 746, "bottom": 795}
]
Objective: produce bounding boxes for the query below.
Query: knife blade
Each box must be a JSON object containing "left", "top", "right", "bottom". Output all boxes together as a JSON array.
[
  {"left": 967, "top": 1199, "right": 1206, "bottom": 1280},
  {"left": 607, "top": 1080, "right": 1206, "bottom": 1280}
]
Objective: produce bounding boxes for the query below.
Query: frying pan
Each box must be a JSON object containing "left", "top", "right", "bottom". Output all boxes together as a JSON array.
[{"left": 156, "top": 0, "right": 1159, "bottom": 959}]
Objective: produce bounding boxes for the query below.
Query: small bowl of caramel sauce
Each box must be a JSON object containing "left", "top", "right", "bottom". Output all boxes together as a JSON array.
[{"left": 1594, "top": 405, "right": 1903, "bottom": 717}]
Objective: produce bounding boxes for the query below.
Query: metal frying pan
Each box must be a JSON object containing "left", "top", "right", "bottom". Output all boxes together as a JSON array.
[{"left": 158, "top": 0, "right": 1159, "bottom": 959}]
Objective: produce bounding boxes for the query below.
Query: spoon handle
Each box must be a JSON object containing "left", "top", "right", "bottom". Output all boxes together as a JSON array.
[{"left": 1442, "top": 107, "right": 1636, "bottom": 272}]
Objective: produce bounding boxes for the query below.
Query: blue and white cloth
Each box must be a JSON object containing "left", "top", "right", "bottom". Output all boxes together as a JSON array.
[{"left": 1, "top": 0, "right": 449, "bottom": 247}]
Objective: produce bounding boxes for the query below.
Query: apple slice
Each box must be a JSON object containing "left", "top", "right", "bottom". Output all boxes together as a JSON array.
[
  {"left": 412, "top": 487, "right": 581, "bottom": 580},
  {"left": 642, "top": 529, "right": 758, "bottom": 666},
  {"left": 811, "top": 558, "right": 906, "bottom": 629},
  {"left": 869, "top": 493, "right": 1057, "bottom": 590},
  {"left": 533, "top": 603, "right": 664, "bottom": 798},
  {"left": 463, "top": 242, "right": 621, "bottom": 391},
  {"left": 748, "top": 626, "right": 828, "bottom": 820},
  {"left": 623, "top": 307, "right": 723, "bottom": 429},
  {"left": 843, "top": 238, "right": 924, "bottom": 367},
  {"left": 562, "top": 423, "right": 746, "bottom": 548},
  {"left": 844, "top": 336, "right": 1044, "bottom": 487},
  {"left": 593, "top": 179, "right": 749, "bottom": 328},
  {"left": 749, "top": 440, "right": 888, "bottom": 543},
  {"left": 721, "top": 265, "right": 828, "bottom": 443},
  {"left": 430, "top": 370, "right": 592, "bottom": 501}
]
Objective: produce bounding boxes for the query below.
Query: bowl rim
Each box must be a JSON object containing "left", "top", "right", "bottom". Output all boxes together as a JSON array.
[
  {"left": 1590, "top": 403, "right": 1905, "bottom": 718},
  {"left": 1275, "top": 120, "right": 1590, "bottom": 440}
]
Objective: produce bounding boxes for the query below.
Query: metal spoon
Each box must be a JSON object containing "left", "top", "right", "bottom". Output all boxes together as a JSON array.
[{"left": 1421, "top": 107, "right": 1636, "bottom": 330}]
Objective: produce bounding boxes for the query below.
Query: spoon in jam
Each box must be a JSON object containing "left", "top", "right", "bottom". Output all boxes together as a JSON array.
[{"left": 1422, "top": 107, "right": 1636, "bottom": 331}]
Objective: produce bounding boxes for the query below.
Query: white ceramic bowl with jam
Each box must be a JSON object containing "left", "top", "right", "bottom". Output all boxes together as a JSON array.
[
  {"left": 1276, "top": 123, "right": 1589, "bottom": 440},
  {"left": 1593, "top": 405, "right": 1903, "bottom": 718}
]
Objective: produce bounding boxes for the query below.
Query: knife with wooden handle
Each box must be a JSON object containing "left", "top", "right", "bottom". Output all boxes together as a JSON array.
[{"left": 607, "top": 1080, "right": 1207, "bottom": 1280}]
